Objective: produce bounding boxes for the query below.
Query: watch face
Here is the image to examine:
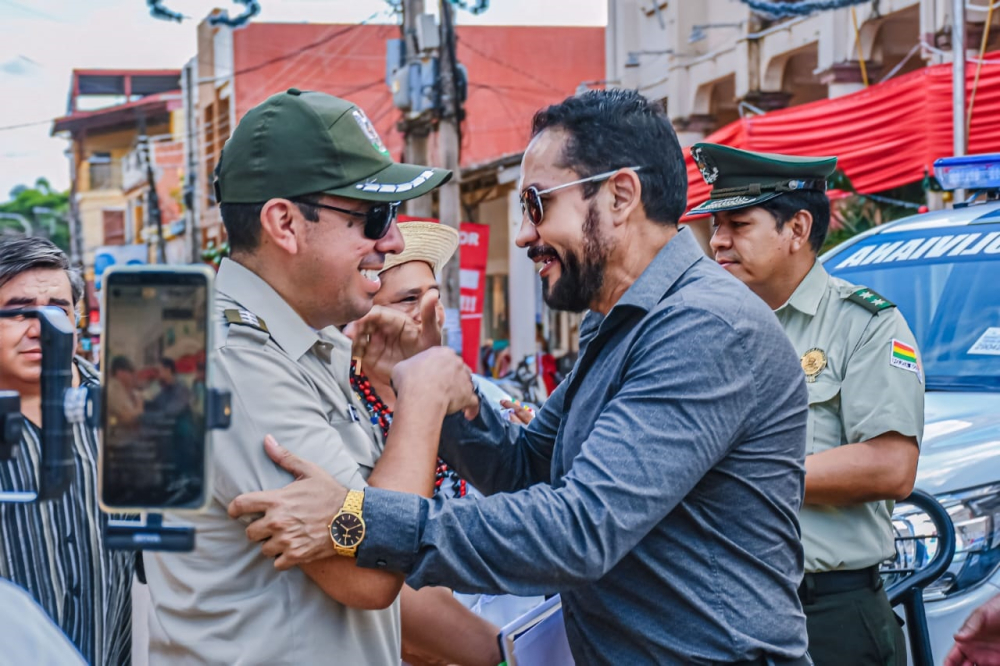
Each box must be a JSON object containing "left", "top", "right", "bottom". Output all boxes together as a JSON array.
[{"left": 331, "top": 513, "right": 365, "bottom": 548}]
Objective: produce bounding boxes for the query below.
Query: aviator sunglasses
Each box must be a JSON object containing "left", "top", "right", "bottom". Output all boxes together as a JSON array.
[
  {"left": 519, "top": 166, "right": 644, "bottom": 227},
  {"left": 292, "top": 199, "right": 401, "bottom": 240}
]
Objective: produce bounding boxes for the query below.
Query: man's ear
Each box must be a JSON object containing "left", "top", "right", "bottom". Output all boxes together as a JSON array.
[
  {"left": 607, "top": 169, "right": 642, "bottom": 226},
  {"left": 259, "top": 199, "right": 302, "bottom": 255},
  {"left": 787, "top": 209, "right": 814, "bottom": 253}
]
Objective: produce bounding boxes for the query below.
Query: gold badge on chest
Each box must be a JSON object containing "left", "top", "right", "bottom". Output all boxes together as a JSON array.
[{"left": 800, "top": 348, "right": 827, "bottom": 383}]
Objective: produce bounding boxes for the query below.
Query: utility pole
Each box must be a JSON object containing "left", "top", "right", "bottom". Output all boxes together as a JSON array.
[
  {"left": 952, "top": 0, "right": 967, "bottom": 201},
  {"left": 145, "top": 144, "right": 167, "bottom": 264},
  {"left": 182, "top": 60, "right": 202, "bottom": 263},
  {"left": 394, "top": 0, "right": 465, "bottom": 353},
  {"left": 437, "top": 0, "right": 463, "bottom": 356},
  {"left": 67, "top": 144, "right": 92, "bottom": 330},
  {"left": 401, "top": 0, "right": 433, "bottom": 218},
  {"left": 953, "top": 0, "right": 967, "bottom": 158},
  {"left": 138, "top": 112, "right": 167, "bottom": 264},
  {"left": 68, "top": 146, "right": 85, "bottom": 269}
]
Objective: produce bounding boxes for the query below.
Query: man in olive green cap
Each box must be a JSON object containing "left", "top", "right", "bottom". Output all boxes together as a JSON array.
[
  {"left": 699, "top": 143, "right": 924, "bottom": 666},
  {"left": 141, "top": 89, "right": 498, "bottom": 665}
]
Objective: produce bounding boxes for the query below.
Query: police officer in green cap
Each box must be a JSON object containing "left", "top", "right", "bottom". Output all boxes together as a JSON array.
[
  {"left": 696, "top": 143, "right": 924, "bottom": 666},
  {"left": 141, "top": 89, "right": 498, "bottom": 665}
]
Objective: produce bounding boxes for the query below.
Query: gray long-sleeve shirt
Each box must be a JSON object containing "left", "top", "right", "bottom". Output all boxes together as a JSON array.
[{"left": 359, "top": 229, "right": 810, "bottom": 664}]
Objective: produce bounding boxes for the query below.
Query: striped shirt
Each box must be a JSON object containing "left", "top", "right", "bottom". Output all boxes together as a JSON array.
[{"left": 0, "top": 359, "right": 133, "bottom": 665}]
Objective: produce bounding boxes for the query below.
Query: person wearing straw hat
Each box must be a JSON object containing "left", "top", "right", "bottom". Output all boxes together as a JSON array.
[
  {"left": 348, "top": 221, "right": 466, "bottom": 499},
  {"left": 141, "top": 89, "right": 496, "bottom": 666},
  {"left": 699, "top": 142, "right": 923, "bottom": 666},
  {"left": 350, "top": 222, "right": 542, "bottom": 658},
  {"left": 354, "top": 222, "right": 534, "bottom": 459}
]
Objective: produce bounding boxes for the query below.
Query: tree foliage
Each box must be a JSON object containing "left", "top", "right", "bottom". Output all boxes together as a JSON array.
[
  {"left": 0, "top": 179, "right": 72, "bottom": 253},
  {"left": 823, "top": 172, "right": 925, "bottom": 254}
]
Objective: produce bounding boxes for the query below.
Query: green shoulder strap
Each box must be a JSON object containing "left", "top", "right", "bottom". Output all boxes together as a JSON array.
[{"left": 846, "top": 287, "right": 896, "bottom": 314}]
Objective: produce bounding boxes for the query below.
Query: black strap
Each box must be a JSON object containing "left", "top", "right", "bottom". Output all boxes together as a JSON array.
[
  {"left": 709, "top": 179, "right": 828, "bottom": 199},
  {"left": 135, "top": 550, "right": 147, "bottom": 585},
  {"left": 727, "top": 654, "right": 813, "bottom": 666},
  {"left": 799, "top": 565, "right": 879, "bottom": 602}
]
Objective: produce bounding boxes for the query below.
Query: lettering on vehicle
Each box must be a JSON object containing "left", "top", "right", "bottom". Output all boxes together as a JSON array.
[{"left": 835, "top": 231, "right": 1000, "bottom": 269}]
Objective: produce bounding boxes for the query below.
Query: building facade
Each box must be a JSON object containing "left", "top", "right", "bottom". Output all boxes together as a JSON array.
[
  {"left": 52, "top": 69, "right": 188, "bottom": 330},
  {"left": 608, "top": 0, "right": 997, "bottom": 146}
]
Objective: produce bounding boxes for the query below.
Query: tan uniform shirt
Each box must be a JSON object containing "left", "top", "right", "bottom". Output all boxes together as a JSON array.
[
  {"left": 776, "top": 261, "right": 924, "bottom": 573},
  {"left": 144, "top": 258, "right": 398, "bottom": 665}
]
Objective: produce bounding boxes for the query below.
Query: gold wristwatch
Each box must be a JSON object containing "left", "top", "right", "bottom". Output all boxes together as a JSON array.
[{"left": 329, "top": 489, "right": 366, "bottom": 558}]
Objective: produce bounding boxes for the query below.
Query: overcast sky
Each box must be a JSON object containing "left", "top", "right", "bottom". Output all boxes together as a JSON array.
[{"left": 0, "top": 0, "right": 606, "bottom": 200}]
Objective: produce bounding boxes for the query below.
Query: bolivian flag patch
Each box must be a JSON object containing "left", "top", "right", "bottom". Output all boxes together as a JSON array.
[{"left": 890, "top": 339, "right": 919, "bottom": 375}]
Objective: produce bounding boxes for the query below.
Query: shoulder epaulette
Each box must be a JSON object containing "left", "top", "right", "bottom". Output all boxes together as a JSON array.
[
  {"left": 224, "top": 309, "right": 269, "bottom": 333},
  {"left": 845, "top": 287, "right": 896, "bottom": 314}
]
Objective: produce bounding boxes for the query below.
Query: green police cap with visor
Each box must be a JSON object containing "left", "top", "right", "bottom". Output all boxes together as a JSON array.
[
  {"left": 214, "top": 88, "right": 452, "bottom": 204},
  {"left": 688, "top": 143, "right": 837, "bottom": 214}
]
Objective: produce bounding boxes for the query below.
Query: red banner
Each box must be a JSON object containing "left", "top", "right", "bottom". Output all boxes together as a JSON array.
[
  {"left": 459, "top": 222, "right": 490, "bottom": 371},
  {"left": 685, "top": 53, "right": 1000, "bottom": 214},
  {"left": 397, "top": 216, "right": 490, "bottom": 371}
]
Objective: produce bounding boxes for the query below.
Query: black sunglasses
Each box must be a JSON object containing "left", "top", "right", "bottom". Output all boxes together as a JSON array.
[
  {"left": 293, "top": 199, "right": 400, "bottom": 240},
  {"left": 519, "top": 166, "right": 644, "bottom": 227}
]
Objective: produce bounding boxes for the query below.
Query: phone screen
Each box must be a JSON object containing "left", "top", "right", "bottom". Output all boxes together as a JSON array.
[{"left": 101, "top": 270, "right": 210, "bottom": 511}]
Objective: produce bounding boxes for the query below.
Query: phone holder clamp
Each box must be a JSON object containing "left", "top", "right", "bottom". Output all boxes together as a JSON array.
[{"left": 105, "top": 388, "right": 232, "bottom": 553}]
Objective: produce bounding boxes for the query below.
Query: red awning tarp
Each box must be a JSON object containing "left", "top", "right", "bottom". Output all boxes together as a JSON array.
[{"left": 685, "top": 53, "right": 1000, "bottom": 213}]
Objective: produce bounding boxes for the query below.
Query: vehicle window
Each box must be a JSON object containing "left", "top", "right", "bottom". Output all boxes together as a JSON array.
[{"left": 826, "top": 223, "right": 1000, "bottom": 391}]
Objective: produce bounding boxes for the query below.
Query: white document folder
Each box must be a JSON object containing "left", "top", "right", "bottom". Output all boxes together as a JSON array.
[{"left": 498, "top": 595, "right": 575, "bottom": 666}]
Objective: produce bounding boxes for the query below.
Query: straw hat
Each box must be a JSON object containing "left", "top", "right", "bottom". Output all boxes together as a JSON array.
[{"left": 380, "top": 221, "right": 460, "bottom": 276}]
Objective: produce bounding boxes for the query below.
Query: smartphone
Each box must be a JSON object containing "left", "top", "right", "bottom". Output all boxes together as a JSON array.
[{"left": 99, "top": 266, "right": 215, "bottom": 513}]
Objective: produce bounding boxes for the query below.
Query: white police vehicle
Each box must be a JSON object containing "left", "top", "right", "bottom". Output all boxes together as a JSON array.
[{"left": 821, "top": 154, "right": 1000, "bottom": 660}]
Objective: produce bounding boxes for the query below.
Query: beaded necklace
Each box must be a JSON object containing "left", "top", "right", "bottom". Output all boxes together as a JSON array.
[{"left": 349, "top": 359, "right": 466, "bottom": 498}]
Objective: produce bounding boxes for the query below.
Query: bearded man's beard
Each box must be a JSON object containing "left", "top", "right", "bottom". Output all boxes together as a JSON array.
[{"left": 542, "top": 203, "right": 612, "bottom": 313}]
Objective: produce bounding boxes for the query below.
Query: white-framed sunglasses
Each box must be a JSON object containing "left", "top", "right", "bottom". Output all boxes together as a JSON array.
[{"left": 519, "top": 166, "right": 644, "bottom": 226}]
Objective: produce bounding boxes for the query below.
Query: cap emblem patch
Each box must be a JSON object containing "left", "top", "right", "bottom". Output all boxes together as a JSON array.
[
  {"left": 691, "top": 146, "right": 719, "bottom": 184},
  {"left": 352, "top": 109, "right": 390, "bottom": 157}
]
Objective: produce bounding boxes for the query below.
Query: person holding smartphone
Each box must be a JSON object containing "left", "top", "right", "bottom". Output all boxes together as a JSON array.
[
  {"left": 140, "top": 89, "right": 499, "bottom": 666},
  {"left": 0, "top": 236, "right": 133, "bottom": 665}
]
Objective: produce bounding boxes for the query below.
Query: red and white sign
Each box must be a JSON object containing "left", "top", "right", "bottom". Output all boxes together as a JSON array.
[{"left": 458, "top": 222, "right": 490, "bottom": 371}]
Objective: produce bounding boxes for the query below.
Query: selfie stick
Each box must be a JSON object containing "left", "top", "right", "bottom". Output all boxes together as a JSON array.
[
  {"left": 104, "top": 388, "right": 231, "bottom": 553},
  {"left": 0, "top": 307, "right": 96, "bottom": 502}
]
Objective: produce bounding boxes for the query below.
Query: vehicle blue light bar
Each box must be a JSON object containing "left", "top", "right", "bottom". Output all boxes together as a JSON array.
[{"left": 934, "top": 154, "right": 1000, "bottom": 191}]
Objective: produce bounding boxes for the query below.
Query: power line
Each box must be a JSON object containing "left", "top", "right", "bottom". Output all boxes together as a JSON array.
[
  {"left": 226, "top": 23, "right": 365, "bottom": 78},
  {"left": 0, "top": 0, "right": 69, "bottom": 23},
  {"left": 459, "top": 40, "right": 565, "bottom": 95},
  {"left": 0, "top": 68, "right": 385, "bottom": 137},
  {"left": 2, "top": 9, "right": 393, "bottom": 135},
  {"left": 0, "top": 118, "right": 55, "bottom": 132},
  {"left": 251, "top": 19, "right": 380, "bottom": 91}
]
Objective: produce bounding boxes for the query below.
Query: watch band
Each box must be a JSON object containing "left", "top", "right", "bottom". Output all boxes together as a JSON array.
[{"left": 342, "top": 489, "right": 364, "bottom": 515}]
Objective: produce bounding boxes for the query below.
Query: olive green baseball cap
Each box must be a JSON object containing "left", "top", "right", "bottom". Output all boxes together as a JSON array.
[
  {"left": 689, "top": 143, "right": 837, "bottom": 214},
  {"left": 214, "top": 88, "right": 451, "bottom": 204}
]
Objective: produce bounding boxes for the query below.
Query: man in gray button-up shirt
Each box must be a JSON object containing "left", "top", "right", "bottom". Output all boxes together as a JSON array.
[{"left": 232, "top": 90, "right": 811, "bottom": 664}]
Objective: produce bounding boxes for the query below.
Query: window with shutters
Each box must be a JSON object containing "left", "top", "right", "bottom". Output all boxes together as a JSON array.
[{"left": 103, "top": 209, "right": 125, "bottom": 245}]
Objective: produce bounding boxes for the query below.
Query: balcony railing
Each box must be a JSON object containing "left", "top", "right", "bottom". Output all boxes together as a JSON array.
[{"left": 88, "top": 161, "right": 122, "bottom": 191}]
